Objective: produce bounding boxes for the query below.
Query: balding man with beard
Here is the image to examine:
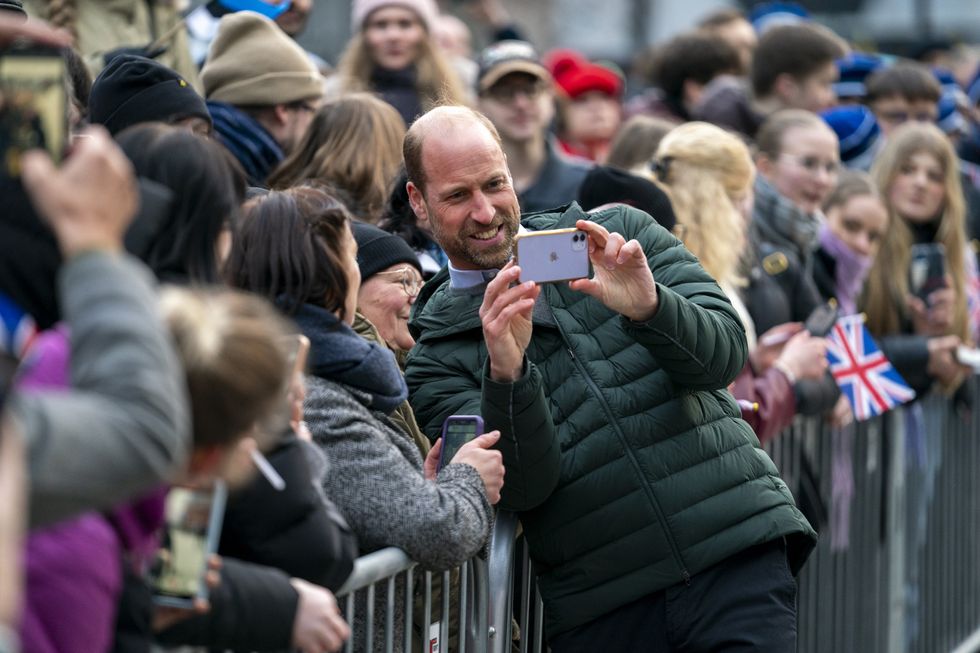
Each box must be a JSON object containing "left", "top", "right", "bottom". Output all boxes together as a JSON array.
[{"left": 402, "top": 104, "right": 816, "bottom": 653}]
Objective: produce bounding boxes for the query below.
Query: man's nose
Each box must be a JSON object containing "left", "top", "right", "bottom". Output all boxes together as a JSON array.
[{"left": 470, "top": 192, "right": 495, "bottom": 224}]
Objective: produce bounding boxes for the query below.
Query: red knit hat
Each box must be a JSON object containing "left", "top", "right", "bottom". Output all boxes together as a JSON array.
[{"left": 544, "top": 49, "right": 623, "bottom": 99}]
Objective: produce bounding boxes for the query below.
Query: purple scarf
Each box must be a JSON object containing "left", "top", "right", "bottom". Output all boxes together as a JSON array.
[{"left": 818, "top": 225, "right": 873, "bottom": 316}]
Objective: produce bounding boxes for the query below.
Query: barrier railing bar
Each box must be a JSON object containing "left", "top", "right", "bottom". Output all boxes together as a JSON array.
[
  {"left": 337, "top": 547, "right": 416, "bottom": 597},
  {"left": 533, "top": 583, "right": 544, "bottom": 653},
  {"left": 519, "top": 541, "right": 531, "bottom": 653},
  {"left": 365, "top": 583, "right": 375, "bottom": 653},
  {"left": 385, "top": 575, "right": 395, "bottom": 653},
  {"left": 404, "top": 568, "right": 414, "bottom": 653},
  {"left": 441, "top": 570, "right": 451, "bottom": 651},
  {"left": 344, "top": 593, "right": 355, "bottom": 653},
  {"left": 460, "top": 561, "right": 469, "bottom": 653},
  {"left": 487, "top": 511, "right": 519, "bottom": 653},
  {"left": 422, "top": 570, "right": 432, "bottom": 653}
]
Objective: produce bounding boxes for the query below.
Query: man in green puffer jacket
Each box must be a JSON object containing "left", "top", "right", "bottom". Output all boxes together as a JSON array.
[{"left": 403, "top": 106, "right": 816, "bottom": 652}]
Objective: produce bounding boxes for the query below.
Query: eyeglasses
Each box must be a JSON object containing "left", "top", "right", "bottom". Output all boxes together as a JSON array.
[
  {"left": 877, "top": 110, "right": 938, "bottom": 125},
  {"left": 483, "top": 80, "right": 548, "bottom": 103},
  {"left": 376, "top": 267, "right": 424, "bottom": 298},
  {"left": 780, "top": 154, "right": 840, "bottom": 176}
]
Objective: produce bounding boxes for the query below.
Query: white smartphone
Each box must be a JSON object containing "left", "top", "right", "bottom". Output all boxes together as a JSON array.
[{"left": 514, "top": 228, "right": 590, "bottom": 284}]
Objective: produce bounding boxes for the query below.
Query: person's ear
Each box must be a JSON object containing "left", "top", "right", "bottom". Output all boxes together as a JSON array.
[
  {"left": 773, "top": 73, "right": 799, "bottom": 104},
  {"left": 407, "top": 181, "right": 431, "bottom": 229},
  {"left": 756, "top": 153, "right": 775, "bottom": 178}
]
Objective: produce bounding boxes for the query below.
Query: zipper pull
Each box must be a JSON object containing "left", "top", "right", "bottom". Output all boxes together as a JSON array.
[
  {"left": 682, "top": 570, "right": 691, "bottom": 587},
  {"left": 567, "top": 348, "right": 576, "bottom": 360}
]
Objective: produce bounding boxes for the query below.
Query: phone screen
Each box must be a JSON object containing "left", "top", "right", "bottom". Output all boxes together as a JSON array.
[
  {"left": 0, "top": 47, "right": 67, "bottom": 176},
  {"left": 438, "top": 416, "right": 484, "bottom": 471},
  {"left": 148, "top": 482, "right": 226, "bottom": 607}
]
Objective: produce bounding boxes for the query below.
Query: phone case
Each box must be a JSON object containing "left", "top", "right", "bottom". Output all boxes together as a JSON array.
[
  {"left": 437, "top": 415, "right": 484, "bottom": 471},
  {"left": 804, "top": 301, "right": 840, "bottom": 338},
  {"left": 514, "top": 228, "right": 591, "bottom": 284},
  {"left": 151, "top": 481, "right": 227, "bottom": 608},
  {"left": 909, "top": 243, "right": 947, "bottom": 302}
]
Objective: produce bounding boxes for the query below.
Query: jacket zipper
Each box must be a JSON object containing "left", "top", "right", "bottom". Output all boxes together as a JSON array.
[{"left": 558, "top": 326, "right": 691, "bottom": 586}]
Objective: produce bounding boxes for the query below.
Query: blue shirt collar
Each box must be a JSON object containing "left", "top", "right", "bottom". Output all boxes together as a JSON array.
[{"left": 446, "top": 226, "right": 529, "bottom": 289}]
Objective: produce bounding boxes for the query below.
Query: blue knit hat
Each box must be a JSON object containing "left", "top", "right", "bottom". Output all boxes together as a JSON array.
[
  {"left": 968, "top": 66, "right": 980, "bottom": 106},
  {"left": 937, "top": 91, "right": 968, "bottom": 137},
  {"left": 833, "top": 53, "right": 885, "bottom": 101},
  {"left": 821, "top": 105, "right": 881, "bottom": 171},
  {"left": 749, "top": 1, "right": 808, "bottom": 34}
]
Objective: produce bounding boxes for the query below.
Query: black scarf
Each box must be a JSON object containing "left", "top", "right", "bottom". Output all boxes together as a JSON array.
[{"left": 290, "top": 301, "right": 408, "bottom": 415}]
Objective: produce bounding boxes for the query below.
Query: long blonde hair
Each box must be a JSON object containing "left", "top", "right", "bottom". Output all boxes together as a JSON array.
[
  {"left": 268, "top": 93, "right": 406, "bottom": 223},
  {"left": 335, "top": 31, "right": 468, "bottom": 113},
  {"left": 865, "top": 122, "right": 970, "bottom": 342},
  {"left": 655, "top": 121, "right": 755, "bottom": 286}
]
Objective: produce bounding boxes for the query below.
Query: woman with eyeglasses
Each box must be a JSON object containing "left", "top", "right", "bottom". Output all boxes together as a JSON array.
[
  {"left": 655, "top": 121, "right": 829, "bottom": 443},
  {"left": 746, "top": 109, "right": 840, "bottom": 332},
  {"left": 745, "top": 109, "right": 851, "bottom": 426}
]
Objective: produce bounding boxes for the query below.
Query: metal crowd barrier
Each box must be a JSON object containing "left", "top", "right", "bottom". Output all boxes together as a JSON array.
[{"left": 336, "top": 379, "right": 980, "bottom": 653}]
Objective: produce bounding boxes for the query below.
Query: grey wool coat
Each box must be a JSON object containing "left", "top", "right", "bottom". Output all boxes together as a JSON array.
[{"left": 304, "top": 375, "right": 492, "bottom": 652}]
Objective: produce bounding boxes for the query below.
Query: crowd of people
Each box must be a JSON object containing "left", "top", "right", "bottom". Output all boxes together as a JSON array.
[{"left": 2, "top": 0, "right": 980, "bottom": 651}]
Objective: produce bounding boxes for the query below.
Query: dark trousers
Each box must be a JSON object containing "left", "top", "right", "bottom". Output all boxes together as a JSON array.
[{"left": 548, "top": 539, "right": 797, "bottom": 653}]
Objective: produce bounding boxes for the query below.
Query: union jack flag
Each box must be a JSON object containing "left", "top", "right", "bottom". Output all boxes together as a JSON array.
[{"left": 826, "top": 314, "right": 916, "bottom": 421}]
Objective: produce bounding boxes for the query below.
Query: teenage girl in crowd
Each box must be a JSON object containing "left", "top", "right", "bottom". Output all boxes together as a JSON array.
[
  {"left": 330, "top": 0, "right": 470, "bottom": 126},
  {"left": 864, "top": 123, "right": 980, "bottom": 393}
]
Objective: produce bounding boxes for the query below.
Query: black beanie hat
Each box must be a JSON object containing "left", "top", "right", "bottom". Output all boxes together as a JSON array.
[
  {"left": 0, "top": 0, "right": 26, "bottom": 17},
  {"left": 352, "top": 222, "right": 422, "bottom": 282},
  {"left": 89, "top": 55, "right": 211, "bottom": 136},
  {"left": 578, "top": 166, "right": 677, "bottom": 233}
]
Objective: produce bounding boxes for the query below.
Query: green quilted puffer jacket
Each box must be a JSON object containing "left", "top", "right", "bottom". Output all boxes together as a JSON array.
[{"left": 406, "top": 203, "right": 816, "bottom": 638}]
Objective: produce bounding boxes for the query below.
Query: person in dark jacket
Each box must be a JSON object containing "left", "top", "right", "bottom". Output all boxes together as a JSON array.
[
  {"left": 475, "top": 40, "right": 591, "bottom": 213},
  {"left": 745, "top": 109, "right": 849, "bottom": 423},
  {"left": 403, "top": 105, "right": 815, "bottom": 652}
]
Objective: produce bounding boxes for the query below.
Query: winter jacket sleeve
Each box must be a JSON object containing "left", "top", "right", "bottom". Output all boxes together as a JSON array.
[
  {"left": 879, "top": 334, "right": 933, "bottom": 396},
  {"left": 10, "top": 252, "right": 190, "bottom": 528},
  {"left": 406, "top": 339, "right": 560, "bottom": 514},
  {"left": 480, "top": 359, "right": 561, "bottom": 512},
  {"left": 218, "top": 434, "right": 358, "bottom": 592},
  {"left": 305, "top": 378, "right": 492, "bottom": 572},
  {"left": 155, "top": 557, "right": 298, "bottom": 651},
  {"left": 793, "top": 373, "right": 842, "bottom": 416},
  {"left": 730, "top": 362, "right": 797, "bottom": 445},
  {"left": 609, "top": 208, "right": 748, "bottom": 390}
]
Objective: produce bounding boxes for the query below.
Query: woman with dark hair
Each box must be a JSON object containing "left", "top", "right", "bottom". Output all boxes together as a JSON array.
[
  {"left": 378, "top": 169, "right": 446, "bottom": 278},
  {"left": 115, "top": 123, "right": 244, "bottom": 283},
  {"left": 226, "top": 185, "right": 502, "bottom": 651}
]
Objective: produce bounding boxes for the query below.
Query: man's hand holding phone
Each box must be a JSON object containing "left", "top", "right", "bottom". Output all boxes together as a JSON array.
[
  {"left": 568, "top": 219, "right": 659, "bottom": 322},
  {"left": 480, "top": 260, "right": 539, "bottom": 383}
]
